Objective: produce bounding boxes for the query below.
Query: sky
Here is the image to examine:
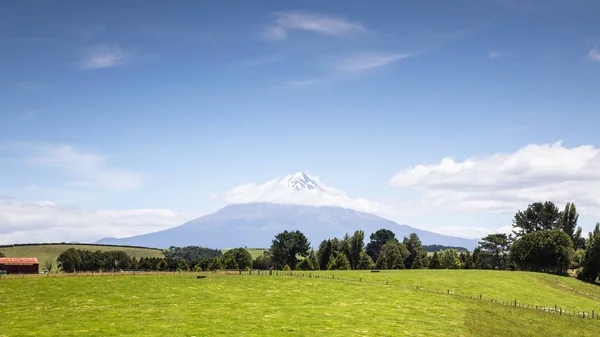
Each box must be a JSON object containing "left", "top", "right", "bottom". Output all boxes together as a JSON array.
[{"left": 1, "top": 0, "right": 600, "bottom": 244}]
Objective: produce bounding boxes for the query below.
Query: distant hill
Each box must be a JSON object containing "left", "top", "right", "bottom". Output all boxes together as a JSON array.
[
  {"left": 0, "top": 243, "right": 164, "bottom": 272},
  {"left": 97, "top": 203, "right": 480, "bottom": 250}
]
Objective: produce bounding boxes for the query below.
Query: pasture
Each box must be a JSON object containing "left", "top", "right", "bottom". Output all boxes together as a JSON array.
[
  {"left": 1, "top": 270, "right": 600, "bottom": 336},
  {"left": 0, "top": 244, "right": 164, "bottom": 272}
]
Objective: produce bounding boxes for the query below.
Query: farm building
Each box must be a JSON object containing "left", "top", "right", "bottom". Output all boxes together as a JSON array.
[{"left": 0, "top": 258, "right": 39, "bottom": 274}]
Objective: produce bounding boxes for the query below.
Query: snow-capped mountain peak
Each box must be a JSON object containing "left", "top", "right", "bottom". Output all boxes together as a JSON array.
[{"left": 277, "top": 172, "right": 323, "bottom": 191}]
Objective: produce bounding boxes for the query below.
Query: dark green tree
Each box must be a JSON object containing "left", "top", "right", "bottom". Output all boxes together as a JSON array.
[
  {"left": 578, "top": 223, "right": 600, "bottom": 282},
  {"left": 366, "top": 229, "right": 398, "bottom": 262},
  {"left": 375, "top": 242, "right": 409, "bottom": 270},
  {"left": 270, "top": 230, "right": 310, "bottom": 270},
  {"left": 356, "top": 251, "right": 375, "bottom": 270},
  {"left": 439, "top": 249, "right": 460, "bottom": 269},
  {"left": 403, "top": 233, "right": 427, "bottom": 269},
  {"left": 338, "top": 233, "right": 352, "bottom": 262},
  {"left": 221, "top": 248, "right": 252, "bottom": 270},
  {"left": 509, "top": 230, "right": 572, "bottom": 274},
  {"left": 350, "top": 230, "right": 365, "bottom": 270},
  {"left": 478, "top": 234, "right": 510, "bottom": 269},
  {"left": 560, "top": 203, "right": 585, "bottom": 249},
  {"left": 57, "top": 248, "right": 82, "bottom": 273},
  {"left": 253, "top": 251, "right": 274, "bottom": 270},
  {"left": 317, "top": 239, "right": 333, "bottom": 271},
  {"left": 327, "top": 254, "right": 351, "bottom": 270},
  {"left": 429, "top": 252, "right": 441, "bottom": 269},
  {"left": 512, "top": 201, "right": 562, "bottom": 238}
]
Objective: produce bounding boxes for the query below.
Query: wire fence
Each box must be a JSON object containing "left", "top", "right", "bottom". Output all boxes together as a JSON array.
[
  {"left": 2, "top": 268, "right": 599, "bottom": 321},
  {"left": 247, "top": 270, "right": 600, "bottom": 321}
]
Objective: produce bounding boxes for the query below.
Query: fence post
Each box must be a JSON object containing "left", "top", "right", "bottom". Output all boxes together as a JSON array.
[
  {"left": 386, "top": 281, "right": 388, "bottom": 285},
  {"left": 514, "top": 299, "right": 517, "bottom": 307},
  {"left": 593, "top": 310, "right": 595, "bottom": 318}
]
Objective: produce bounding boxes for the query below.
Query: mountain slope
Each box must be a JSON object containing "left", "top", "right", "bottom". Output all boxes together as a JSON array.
[{"left": 97, "top": 203, "right": 479, "bottom": 249}]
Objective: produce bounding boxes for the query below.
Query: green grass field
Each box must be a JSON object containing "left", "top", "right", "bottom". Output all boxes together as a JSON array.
[
  {"left": 0, "top": 244, "right": 164, "bottom": 272},
  {"left": 1, "top": 270, "right": 600, "bottom": 336}
]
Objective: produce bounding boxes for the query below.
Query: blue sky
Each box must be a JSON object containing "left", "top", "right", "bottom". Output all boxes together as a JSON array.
[{"left": 1, "top": 0, "right": 600, "bottom": 243}]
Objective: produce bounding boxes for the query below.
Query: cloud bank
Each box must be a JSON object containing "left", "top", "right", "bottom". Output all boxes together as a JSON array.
[
  {"left": 390, "top": 142, "right": 600, "bottom": 217},
  {"left": 0, "top": 197, "right": 196, "bottom": 245}
]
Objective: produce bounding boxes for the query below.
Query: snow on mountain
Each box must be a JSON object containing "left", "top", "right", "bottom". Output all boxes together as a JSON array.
[{"left": 276, "top": 172, "right": 324, "bottom": 191}]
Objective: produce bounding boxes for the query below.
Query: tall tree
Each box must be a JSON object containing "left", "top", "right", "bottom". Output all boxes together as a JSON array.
[
  {"left": 356, "top": 252, "right": 375, "bottom": 270},
  {"left": 338, "top": 233, "right": 352, "bottom": 263},
  {"left": 317, "top": 239, "right": 333, "bottom": 271},
  {"left": 350, "top": 230, "right": 365, "bottom": 270},
  {"left": 578, "top": 223, "right": 600, "bottom": 282},
  {"left": 429, "top": 252, "right": 441, "bottom": 269},
  {"left": 366, "top": 229, "right": 398, "bottom": 262},
  {"left": 270, "top": 230, "right": 310, "bottom": 270},
  {"left": 560, "top": 202, "right": 585, "bottom": 249},
  {"left": 478, "top": 234, "right": 510, "bottom": 269},
  {"left": 403, "top": 233, "right": 427, "bottom": 269},
  {"left": 375, "top": 242, "right": 409, "bottom": 270},
  {"left": 327, "top": 254, "right": 351, "bottom": 270},
  {"left": 439, "top": 249, "right": 461, "bottom": 269},
  {"left": 512, "top": 201, "right": 562, "bottom": 238}
]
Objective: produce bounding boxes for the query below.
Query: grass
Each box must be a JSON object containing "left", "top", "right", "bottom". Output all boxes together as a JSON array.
[
  {"left": 0, "top": 244, "right": 164, "bottom": 272},
  {"left": 2, "top": 270, "right": 600, "bottom": 336}
]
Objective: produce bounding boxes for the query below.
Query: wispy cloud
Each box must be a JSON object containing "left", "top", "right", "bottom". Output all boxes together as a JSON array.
[
  {"left": 588, "top": 48, "right": 600, "bottom": 62},
  {"left": 334, "top": 53, "right": 411, "bottom": 73},
  {"left": 287, "top": 78, "right": 329, "bottom": 86},
  {"left": 80, "top": 44, "right": 133, "bottom": 69},
  {"left": 263, "top": 26, "right": 287, "bottom": 41},
  {"left": 488, "top": 50, "right": 509, "bottom": 59},
  {"left": 265, "top": 12, "right": 366, "bottom": 41},
  {"left": 0, "top": 143, "right": 141, "bottom": 190}
]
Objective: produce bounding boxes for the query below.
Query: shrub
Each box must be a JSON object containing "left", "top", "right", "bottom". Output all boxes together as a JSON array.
[{"left": 283, "top": 264, "right": 291, "bottom": 271}]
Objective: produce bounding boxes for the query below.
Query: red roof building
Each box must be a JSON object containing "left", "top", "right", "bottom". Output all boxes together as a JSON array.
[{"left": 0, "top": 258, "right": 39, "bottom": 274}]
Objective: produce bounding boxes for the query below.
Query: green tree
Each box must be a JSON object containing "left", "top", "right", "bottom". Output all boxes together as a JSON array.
[
  {"left": 296, "top": 250, "right": 319, "bottom": 271},
  {"left": 429, "top": 252, "right": 441, "bottom": 269},
  {"left": 460, "top": 251, "right": 474, "bottom": 269},
  {"left": 403, "top": 233, "right": 427, "bottom": 269},
  {"left": 317, "top": 239, "right": 333, "bottom": 271},
  {"left": 560, "top": 203, "right": 585, "bottom": 249},
  {"left": 327, "top": 254, "right": 351, "bottom": 270},
  {"left": 478, "top": 234, "right": 510, "bottom": 269},
  {"left": 253, "top": 251, "right": 274, "bottom": 270},
  {"left": 338, "top": 233, "right": 352, "bottom": 262},
  {"left": 366, "top": 229, "right": 398, "bottom": 262},
  {"left": 308, "top": 250, "right": 319, "bottom": 270},
  {"left": 509, "top": 230, "right": 572, "bottom": 274},
  {"left": 221, "top": 248, "right": 252, "bottom": 270},
  {"left": 512, "top": 201, "right": 562, "bottom": 238},
  {"left": 440, "top": 249, "right": 460, "bottom": 269},
  {"left": 350, "top": 230, "right": 365, "bottom": 270},
  {"left": 578, "top": 223, "right": 600, "bottom": 282},
  {"left": 57, "top": 248, "right": 83, "bottom": 273},
  {"left": 356, "top": 252, "right": 375, "bottom": 270},
  {"left": 270, "top": 230, "right": 310, "bottom": 270},
  {"left": 375, "top": 242, "right": 409, "bottom": 270}
]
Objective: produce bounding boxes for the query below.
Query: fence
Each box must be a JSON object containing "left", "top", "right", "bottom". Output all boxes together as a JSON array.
[
  {"left": 248, "top": 270, "right": 600, "bottom": 321},
  {"left": 2, "top": 269, "right": 598, "bottom": 321}
]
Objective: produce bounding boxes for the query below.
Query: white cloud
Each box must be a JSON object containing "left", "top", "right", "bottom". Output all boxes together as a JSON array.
[
  {"left": 81, "top": 44, "right": 133, "bottom": 69},
  {"left": 488, "top": 50, "right": 509, "bottom": 59},
  {"left": 263, "top": 26, "right": 287, "bottom": 41},
  {"left": 334, "top": 53, "right": 411, "bottom": 73},
  {"left": 1, "top": 143, "right": 141, "bottom": 190},
  {"left": 265, "top": 12, "right": 366, "bottom": 41},
  {"left": 389, "top": 142, "right": 600, "bottom": 218},
  {"left": 588, "top": 48, "right": 600, "bottom": 62},
  {"left": 0, "top": 197, "right": 197, "bottom": 245}
]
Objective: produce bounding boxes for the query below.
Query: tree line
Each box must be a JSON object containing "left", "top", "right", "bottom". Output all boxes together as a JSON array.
[{"left": 51, "top": 200, "right": 600, "bottom": 284}]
